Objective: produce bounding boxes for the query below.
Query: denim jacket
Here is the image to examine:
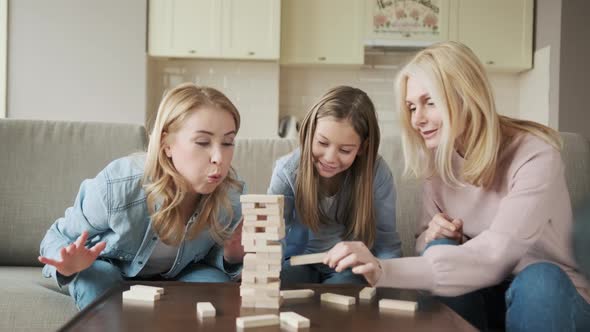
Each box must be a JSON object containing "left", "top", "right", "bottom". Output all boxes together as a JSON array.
[
  {"left": 267, "top": 148, "right": 402, "bottom": 259},
  {"left": 40, "top": 155, "right": 244, "bottom": 286}
]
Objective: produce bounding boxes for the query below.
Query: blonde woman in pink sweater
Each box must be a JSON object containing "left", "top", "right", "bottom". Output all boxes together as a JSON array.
[{"left": 322, "top": 41, "right": 590, "bottom": 331}]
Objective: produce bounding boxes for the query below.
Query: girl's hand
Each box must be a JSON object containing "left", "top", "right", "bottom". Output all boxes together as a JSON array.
[
  {"left": 223, "top": 219, "right": 244, "bottom": 264},
  {"left": 38, "top": 231, "right": 106, "bottom": 277},
  {"left": 424, "top": 213, "right": 463, "bottom": 244},
  {"left": 323, "top": 241, "right": 383, "bottom": 286}
]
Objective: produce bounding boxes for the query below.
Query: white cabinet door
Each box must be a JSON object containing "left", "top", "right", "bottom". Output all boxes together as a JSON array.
[
  {"left": 149, "top": 0, "right": 222, "bottom": 58},
  {"left": 281, "top": 0, "right": 364, "bottom": 65},
  {"left": 148, "top": 0, "right": 173, "bottom": 56},
  {"left": 171, "top": 0, "right": 222, "bottom": 57},
  {"left": 450, "top": 0, "right": 533, "bottom": 71},
  {"left": 222, "top": 0, "right": 280, "bottom": 60}
]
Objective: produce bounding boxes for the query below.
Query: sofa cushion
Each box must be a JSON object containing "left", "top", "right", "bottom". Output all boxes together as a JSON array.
[
  {"left": 0, "top": 119, "right": 147, "bottom": 266},
  {"left": 0, "top": 267, "right": 76, "bottom": 332}
]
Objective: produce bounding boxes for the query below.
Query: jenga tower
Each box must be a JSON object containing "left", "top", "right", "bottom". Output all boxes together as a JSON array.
[{"left": 239, "top": 194, "right": 285, "bottom": 309}]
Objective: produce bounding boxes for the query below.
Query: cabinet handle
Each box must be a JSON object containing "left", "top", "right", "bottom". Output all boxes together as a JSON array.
[
  {"left": 248, "top": 51, "right": 255, "bottom": 56},
  {"left": 486, "top": 60, "right": 495, "bottom": 65},
  {"left": 318, "top": 56, "right": 326, "bottom": 61},
  {"left": 188, "top": 50, "right": 197, "bottom": 54}
]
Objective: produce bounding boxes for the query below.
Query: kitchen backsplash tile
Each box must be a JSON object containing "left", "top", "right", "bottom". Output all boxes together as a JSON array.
[
  {"left": 148, "top": 56, "right": 520, "bottom": 139},
  {"left": 147, "top": 58, "right": 280, "bottom": 138}
]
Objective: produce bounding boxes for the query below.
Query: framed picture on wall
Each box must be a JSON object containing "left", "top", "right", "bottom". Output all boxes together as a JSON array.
[{"left": 365, "top": 0, "right": 450, "bottom": 46}]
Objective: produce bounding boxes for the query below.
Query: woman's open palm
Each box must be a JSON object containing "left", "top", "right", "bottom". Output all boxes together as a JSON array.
[{"left": 38, "top": 231, "right": 106, "bottom": 277}]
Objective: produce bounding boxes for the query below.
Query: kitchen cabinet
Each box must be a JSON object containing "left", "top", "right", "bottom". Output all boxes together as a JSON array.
[
  {"left": 280, "top": 0, "right": 364, "bottom": 65},
  {"left": 449, "top": 0, "right": 533, "bottom": 71},
  {"left": 149, "top": 0, "right": 280, "bottom": 60}
]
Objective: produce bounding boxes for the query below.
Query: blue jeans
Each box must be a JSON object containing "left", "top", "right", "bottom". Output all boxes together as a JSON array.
[
  {"left": 280, "top": 259, "right": 367, "bottom": 286},
  {"left": 424, "top": 239, "right": 590, "bottom": 331},
  {"left": 69, "top": 260, "right": 231, "bottom": 310}
]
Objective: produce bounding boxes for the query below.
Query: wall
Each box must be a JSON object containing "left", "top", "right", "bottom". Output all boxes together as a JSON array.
[
  {"left": 0, "top": 0, "right": 6, "bottom": 118},
  {"left": 558, "top": 0, "right": 590, "bottom": 139},
  {"left": 147, "top": 58, "right": 280, "bottom": 138},
  {"left": 7, "top": 0, "right": 147, "bottom": 124},
  {"left": 534, "top": 0, "right": 562, "bottom": 129}
]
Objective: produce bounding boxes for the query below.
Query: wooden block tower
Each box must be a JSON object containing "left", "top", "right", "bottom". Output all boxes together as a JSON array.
[{"left": 239, "top": 194, "right": 285, "bottom": 309}]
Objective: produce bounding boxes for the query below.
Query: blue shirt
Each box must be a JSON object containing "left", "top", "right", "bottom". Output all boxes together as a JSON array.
[
  {"left": 40, "top": 155, "right": 244, "bottom": 285},
  {"left": 267, "top": 148, "right": 402, "bottom": 259}
]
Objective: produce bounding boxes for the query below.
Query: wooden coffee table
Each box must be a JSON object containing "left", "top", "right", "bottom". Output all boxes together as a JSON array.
[{"left": 59, "top": 282, "right": 476, "bottom": 331}]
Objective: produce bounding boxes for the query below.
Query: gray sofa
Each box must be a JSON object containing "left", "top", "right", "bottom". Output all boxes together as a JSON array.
[{"left": 1, "top": 118, "right": 589, "bottom": 331}]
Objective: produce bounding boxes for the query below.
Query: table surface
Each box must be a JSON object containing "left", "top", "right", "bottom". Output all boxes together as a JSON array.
[{"left": 59, "top": 282, "right": 476, "bottom": 331}]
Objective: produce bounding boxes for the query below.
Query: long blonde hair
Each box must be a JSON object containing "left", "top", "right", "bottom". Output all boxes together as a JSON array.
[
  {"left": 143, "top": 83, "right": 243, "bottom": 245},
  {"left": 296, "top": 86, "right": 380, "bottom": 248},
  {"left": 397, "top": 41, "right": 561, "bottom": 187}
]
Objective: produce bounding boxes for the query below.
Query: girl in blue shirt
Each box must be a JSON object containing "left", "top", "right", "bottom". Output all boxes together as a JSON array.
[
  {"left": 39, "top": 83, "right": 245, "bottom": 309},
  {"left": 268, "top": 86, "right": 402, "bottom": 285}
]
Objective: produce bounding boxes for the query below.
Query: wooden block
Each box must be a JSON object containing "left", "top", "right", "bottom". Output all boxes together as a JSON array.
[
  {"left": 320, "top": 293, "right": 355, "bottom": 306},
  {"left": 241, "top": 270, "right": 280, "bottom": 283},
  {"left": 290, "top": 252, "right": 326, "bottom": 266},
  {"left": 359, "top": 287, "right": 376, "bottom": 301},
  {"left": 236, "top": 314, "right": 280, "bottom": 329},
  {"left": 241, "top": 281, "right": 280, "bottom": 290},
  {"left": 129, "top": 284, "right": 164, "bottom": 295},
  {"left": 280, "top": 311, "right": 310, "bottom": 329},
  {"left": 242, "top": 220, "right": 284, "bottom": 229},
  {"left": 242, "top": 240, "right": 282, "bottom": 253},
  {"left": 240, "top": 194, "right": 284, "bottom": 204},
  {"left": 240, "top": 286, "right": 280, "bottom": 297},
  {"left": 379, "top": 299, "right": 418, "bottom": 312},
  {"left": 280, "top": 289, "right": 314, "bottom": 300},
  {"left": 122, "top": 290, "right": 160, "bottom": 302},
  {"left": 242, "top": 207, "right": 283, "bottom": 216},
  {"left": 196, "top": 302, "right": 216, "bottom": 318},
  {"left": 241, "top": 202, "right": 256, "bottom": 209},
  {"left": 242, "top": 229, "right": 284, "bottom": 241},
  {"left": 243, "top": 225, "right": 285, "bottom": 235},
  {"left": 243, "top": 214, "right": 283, "bottom": 223},
  {"left": 243, "top": 252, "right": 283, "bottom": 263}
]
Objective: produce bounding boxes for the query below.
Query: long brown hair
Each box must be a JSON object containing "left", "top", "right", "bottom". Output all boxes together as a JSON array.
[
  {"left": 296, "top": 86, "right": 381, "bottom": 248},
  {"left": 143, "top": 83, "right": 243, "bottom": 245}
]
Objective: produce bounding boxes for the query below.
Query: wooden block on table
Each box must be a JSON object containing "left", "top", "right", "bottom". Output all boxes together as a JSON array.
[
  {"left": 290, "top": 252, "right": 326, "bottom": 266},
  {"left": 241, "top": 269, "right": 280, "bottom": 283},
  {"left": 320, "top": 293, "right": 355, "bottom": 306},
  {"left": 196, "top": 302, "right": 216, "bottom": 318},
  {"left": 280, "top": 289, "right": 315, "bottom": 300},
  {"left": 240, "top": 287, "right": 280, "bottom": 297},
  {"left": 280, "top": 311, "right": 310, "bottom": 329},
  {"left": 241, "top": 281, "right": 280, "bottom": 290},
  {"left": 122, "top": 290, "right": 160, "bottom": 302},
  {"left": 236, "top": 314, "right": 280, "bottom": 329},
  {"left": 130, "top": 284, "right": 164, "bottom": 295},
  {"left": 240, "top": 194, "right": 284, "bottom": 204},
  {"left": 379, "top": 299, "right": 418, "bottom": 312},
  {"left": 359, "top": 287, "right": 376, "bottom": 301}
]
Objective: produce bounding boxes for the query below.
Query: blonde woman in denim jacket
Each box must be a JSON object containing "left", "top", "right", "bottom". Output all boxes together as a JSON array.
[{"left": 39, "top": 83, "right": 246, "bottom": 309}]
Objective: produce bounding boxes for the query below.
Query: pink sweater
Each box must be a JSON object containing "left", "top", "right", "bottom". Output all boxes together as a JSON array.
[{"left": 376, "top": 133, "right": 590, "bottom": 302}]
